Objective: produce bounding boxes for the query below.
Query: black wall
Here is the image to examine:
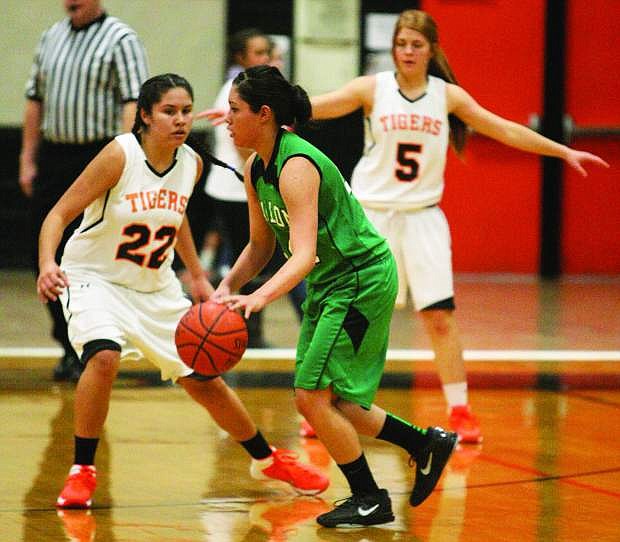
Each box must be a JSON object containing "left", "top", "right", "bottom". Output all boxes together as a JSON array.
[{"left": 0, "top": 128, "right": 30, "bottom": 268}]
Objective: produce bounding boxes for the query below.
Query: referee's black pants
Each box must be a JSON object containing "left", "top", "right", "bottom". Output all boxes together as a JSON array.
[{"left": 30, "top": 140, "right": 109, "bottom": 358}]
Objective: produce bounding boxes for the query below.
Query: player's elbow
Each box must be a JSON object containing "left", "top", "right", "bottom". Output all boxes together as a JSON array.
[{"left": 293, "top": 250, "right": 317, "bottom": 276}]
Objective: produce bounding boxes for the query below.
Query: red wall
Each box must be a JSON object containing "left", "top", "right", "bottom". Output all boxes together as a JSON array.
[
  {"left": 562, "top": 1, "right": 620, "bottom": 273},
  {"left": 422, "top": 0, "right": 619, "bottom": 273},
  {"left": 423, "top": 0, "right": 545, "bottom": 272}
]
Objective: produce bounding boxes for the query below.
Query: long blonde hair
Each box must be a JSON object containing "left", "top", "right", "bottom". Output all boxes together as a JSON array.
[{"left": 392, "top": 10, "right": 467, "bottom": 154}]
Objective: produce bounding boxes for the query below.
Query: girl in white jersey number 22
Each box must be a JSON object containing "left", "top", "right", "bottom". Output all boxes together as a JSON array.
[{"left": 36, "top": 73, "right": 328, "bottom": 510}]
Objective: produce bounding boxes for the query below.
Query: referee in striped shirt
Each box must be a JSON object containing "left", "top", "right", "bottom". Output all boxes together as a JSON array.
[{"left": 19, "top": 0, "right": 148, "bottom": 381}]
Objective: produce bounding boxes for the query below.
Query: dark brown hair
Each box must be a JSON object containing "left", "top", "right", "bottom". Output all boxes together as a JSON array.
[
  {"left": 131, "top": 74, "right": 193, "bottom": 136},
  {"left": 233, "top": 65, "right": 311, "bottom": 128}
]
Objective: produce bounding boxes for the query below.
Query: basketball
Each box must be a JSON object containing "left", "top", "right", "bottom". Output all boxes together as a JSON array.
[{"left": 175, "top": 301, "right": 248, "bottom": 376}]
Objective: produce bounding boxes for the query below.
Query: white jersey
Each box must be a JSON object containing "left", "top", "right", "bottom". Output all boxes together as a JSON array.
[
  {"left": 350, "top": 72, "right": 449, "bottom": 210},
  {"left": 61, "top": 133, "right": 198, "bottom": 292},
  {"left": 204, "top": 79, "right": 247, "bottom": 201}
]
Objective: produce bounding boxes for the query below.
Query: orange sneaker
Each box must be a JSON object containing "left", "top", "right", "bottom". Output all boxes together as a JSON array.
[
  {"left": 299, "top": 419, "right": 317, "bottom": 438},
  {"left": 448, "top": 405, "right": 483, "bottom": 444},
  {"left": 449, "top": 443, "right": 482, "bottom": 473},
  {"left": 56, "top": 465, "right": 97, "bottom": 509},
  {"left": 250, "top": 448, "right": 329, "bottom": 495},
  {"left": 57, "top": 509, "right": 97, "bottom": 542}
]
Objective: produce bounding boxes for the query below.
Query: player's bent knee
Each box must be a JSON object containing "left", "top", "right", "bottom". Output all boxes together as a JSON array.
[
  {"left": 421, "top": 309, "right": 454, "bottom": 336},
  {"left": 87, "top": 350, "right": 121, "bottom": 377},
  {"left": 179, "top": 374, "right": 224, "bottom": 395},
  {"left": 294, "top": 388, "right": 328, "bottom": 417}
]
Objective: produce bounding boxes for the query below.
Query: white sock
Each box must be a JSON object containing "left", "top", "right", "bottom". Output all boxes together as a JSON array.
[
  {"left": 249, "top": 454, "right": 274, "bottom": 479},
  {"left": 443, "top": 382, "right": 468, "bottom": 409}
]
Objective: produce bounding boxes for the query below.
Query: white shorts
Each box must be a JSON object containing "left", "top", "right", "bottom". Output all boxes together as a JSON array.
[
  {"left": 363, "top": 206, "right": 454, "bottom": 311},
  {"left": 60, "top": 270, "right": 193, "bottom": 382}
]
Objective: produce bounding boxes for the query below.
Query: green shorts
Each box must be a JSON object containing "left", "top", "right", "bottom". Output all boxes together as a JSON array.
[{"left": 295, "top": 253, "right": 398, "bottom": 408}]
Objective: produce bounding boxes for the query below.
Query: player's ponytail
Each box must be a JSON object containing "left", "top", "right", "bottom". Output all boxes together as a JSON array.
[
  {"left": 393, "top": 10, "right": 468, "bottom": 155},
  {"left": 290, "top": 84, "right": 312, "bottom": 126}
]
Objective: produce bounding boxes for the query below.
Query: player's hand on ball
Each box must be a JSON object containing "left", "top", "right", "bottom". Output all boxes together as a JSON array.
[
  {"left": 36, "top": 262, "right": 69, "bottom": 303},
  {"left": 221, "top": 293, "right": 268, "bottom": 319},
  {"left": 211, "top": 283, "right": 231, "bottom": 304}
]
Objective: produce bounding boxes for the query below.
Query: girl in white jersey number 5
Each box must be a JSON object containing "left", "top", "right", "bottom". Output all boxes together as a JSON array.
[{"left": 309, "top": 9, "right": 609, "bottom": 444}]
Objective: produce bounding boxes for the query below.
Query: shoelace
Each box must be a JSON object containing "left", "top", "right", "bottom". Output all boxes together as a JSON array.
[
  {"left": 272, "top": 449, "right": 299, "bottom": 462},
  {"left": 331, "top": 494, "right": 361, "bottom": 509},
  {"left": 272, "top": 450, "right": 318, "bottom": 475}
]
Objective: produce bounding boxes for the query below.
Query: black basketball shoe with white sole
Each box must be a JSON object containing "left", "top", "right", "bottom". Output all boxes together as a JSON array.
[
  {"left": 410, "top": 426, "right": 458, "bottom": 506},
  {"left": 316, "top": 488, "right": 394, "bottom": 528}
]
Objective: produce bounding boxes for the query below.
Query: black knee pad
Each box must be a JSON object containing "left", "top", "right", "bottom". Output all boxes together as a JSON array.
[
  {"left": 185, "top": 371, "right": 219, "bottom": 382},
  {"left": 81, "top": 339, "right": 121, "bottom": 365}
]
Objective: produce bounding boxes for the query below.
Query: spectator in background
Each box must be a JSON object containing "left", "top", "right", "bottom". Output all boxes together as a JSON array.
[
  {"left": 201, "top": 28, "right": 305, "bottom": 347},
  {"left": 267, "top": 35, "right": 289, "bottom": 79},
  {"left": 308, "top": 9, "right": 609, "bottom": 443},
  {"left": 19, "top": 0, "right": 148, "bottom": 381}
]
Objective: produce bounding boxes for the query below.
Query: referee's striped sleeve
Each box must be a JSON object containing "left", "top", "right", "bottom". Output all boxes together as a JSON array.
[
  {"left": 114, "top": 33, "right": 149, "bottom": 102},
  {"left": 24, "top": 31, "right": 47, "bottom": 100}
]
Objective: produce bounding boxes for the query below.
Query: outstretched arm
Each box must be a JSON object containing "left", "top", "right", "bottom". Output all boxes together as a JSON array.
[
  {"left": 447, "top": 84, "right": 609, "bottom": 177},
  {"left": 310, "top": 75, "right": 375, "bottom": 120}
]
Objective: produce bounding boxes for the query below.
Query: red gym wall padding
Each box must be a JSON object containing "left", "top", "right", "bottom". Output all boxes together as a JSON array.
[
  {"left": 562, "top": 0, "right": 620, "bottom": 273},
  {"left": 422, "top": 0, "right": 618, "bottom": 273}
]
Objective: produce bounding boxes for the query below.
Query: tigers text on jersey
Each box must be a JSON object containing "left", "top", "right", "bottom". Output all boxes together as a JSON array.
[
  {"left": 61, "top": 133, "right": 198, "bottom": 292},
  {"left": 350, "top": 72, "right": 449, "bottom": 209},
  {"left": 250, "top": 129, "right": 389, "bottom": 287}
]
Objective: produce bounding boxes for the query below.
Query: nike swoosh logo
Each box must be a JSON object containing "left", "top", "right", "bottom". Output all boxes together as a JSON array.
[
  {"left": 357, "top": 504, "right": 380, "bottom": 516},
  {"left": 420, "top": 452, "right": 433, "bottom": 475}
]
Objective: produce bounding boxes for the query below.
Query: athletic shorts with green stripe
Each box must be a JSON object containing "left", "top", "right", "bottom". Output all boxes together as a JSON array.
[{"left": 295, "top": 252, "right": 398, "bottom": 408}]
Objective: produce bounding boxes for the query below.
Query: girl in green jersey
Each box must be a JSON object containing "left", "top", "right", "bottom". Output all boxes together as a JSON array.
[{"left": 213, "top": 65, "right": 458, "bottom": 528}]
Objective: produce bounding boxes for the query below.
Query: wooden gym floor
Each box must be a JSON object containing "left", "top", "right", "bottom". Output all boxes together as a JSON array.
[{"left": 1, "top": 270, "right": 619, "bottom": 541}]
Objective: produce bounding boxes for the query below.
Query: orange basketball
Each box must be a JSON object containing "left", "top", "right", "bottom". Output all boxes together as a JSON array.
[{"left": 175, "top": 301, "right": 248, "bottom": 376}]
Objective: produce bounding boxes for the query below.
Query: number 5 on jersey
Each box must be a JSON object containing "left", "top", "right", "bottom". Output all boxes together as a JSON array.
[{"left": 395, "top": 143, "right": 422, "bottom": 182}]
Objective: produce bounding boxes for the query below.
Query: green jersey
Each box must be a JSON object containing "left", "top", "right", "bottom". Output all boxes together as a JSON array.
[{"left": 251, "top": 129, "right": 389, "bottom": 287}]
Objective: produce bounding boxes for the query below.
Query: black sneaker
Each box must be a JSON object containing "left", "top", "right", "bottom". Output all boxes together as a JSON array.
[
  {"left": 316, "top": 489, "right": 394, "bottom": 528},
  {"left": 410, "top": 426, "right": 458, "bottom": 506}
]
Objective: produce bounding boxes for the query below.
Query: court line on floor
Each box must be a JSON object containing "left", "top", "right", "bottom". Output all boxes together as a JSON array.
[
  {"left": 566, "top": 392, "right": 620, "bottom": 408},
  {"left": 478, "top": 453, "right": 620, "bottom": 499},
  {"left": 11, "top": 463, "right": 620, "bottom": 515},
  {"left": 1, "top": 347, "right": 620, "bottom": 361}
]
